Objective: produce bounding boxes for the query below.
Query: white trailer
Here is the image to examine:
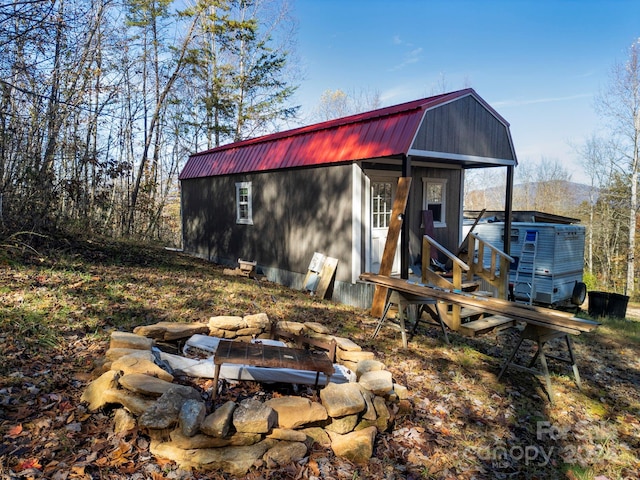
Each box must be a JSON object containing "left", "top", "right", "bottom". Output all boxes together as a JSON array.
[{"left": 471, "top": 222, "right": 586, "bottom": 308}]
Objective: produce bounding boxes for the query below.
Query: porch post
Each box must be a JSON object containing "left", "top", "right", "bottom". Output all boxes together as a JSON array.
[
  {"left": 401, "top": 155, "right": 411, "bottom": 278},
  {"left": 504, "top": 164, "right": 515, "bottom": 254}
]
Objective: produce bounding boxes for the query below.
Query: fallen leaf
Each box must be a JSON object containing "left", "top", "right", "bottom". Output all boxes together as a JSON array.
[
  {"left": 71, "top": 465, "right": 86, "bottom": 475},
  {"left": 307, "top": 459, "right": 320, "bottom": 476},
  {"left": 73, "top": 372, "right": 94, "bottom": 382},
  {"left": 15, "top": 458, "right": 42, "bottom": 471},
  {"left": 118, "top": 462, "right": 137, "bottom": 474},
  {"left": 6, "top": 424, "right": 23, "bottom": 437},
  {"left": 154, "top": 456, "right": 175, "bottom": 468}
]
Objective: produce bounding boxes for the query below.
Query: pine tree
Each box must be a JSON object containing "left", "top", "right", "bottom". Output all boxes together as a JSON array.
[{"left": 186, "top": 0, "right": 298, "bottom": 148}]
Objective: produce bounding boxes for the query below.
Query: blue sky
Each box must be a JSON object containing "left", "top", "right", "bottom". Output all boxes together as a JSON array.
[{"left": 290, "top": 0, "right": 640, "bottom": 184}]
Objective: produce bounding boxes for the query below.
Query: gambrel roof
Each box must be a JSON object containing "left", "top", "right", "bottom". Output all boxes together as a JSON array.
[{"left": 179, "top": 88, "right": 516, "bottom": 180}]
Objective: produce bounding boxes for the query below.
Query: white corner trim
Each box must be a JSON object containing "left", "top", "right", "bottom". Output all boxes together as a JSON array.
[{"left": 351, "top": 164, "right": 362, "bottom": 284}]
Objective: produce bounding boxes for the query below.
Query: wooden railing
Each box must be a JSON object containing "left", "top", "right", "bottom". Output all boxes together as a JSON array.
[
  {"left": 466, "top": 232, "right": 514, "bottom": 300},
  {"left": 421, "top": 235, "right": 473, "bottom": 330},
  {"left": 419, "top": 233, "right": 515, "bottom": 330},
  {"left": 421, "top": 235, "right": 470, "bottom": 291}
]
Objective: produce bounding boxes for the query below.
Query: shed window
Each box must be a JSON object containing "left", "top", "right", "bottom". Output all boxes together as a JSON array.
[
  {"left": 235, "top": 182, "right": 253, "bottom": 225},
  {"left": 422, "top": 178, "right": 447, "bottom": 227}
]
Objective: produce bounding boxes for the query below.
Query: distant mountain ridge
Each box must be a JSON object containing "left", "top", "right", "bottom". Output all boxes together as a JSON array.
[{"left": 465, "top": 180, "right": 597, "bottom": 213}]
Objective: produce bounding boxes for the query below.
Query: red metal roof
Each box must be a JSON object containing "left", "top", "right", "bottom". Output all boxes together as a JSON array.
[{"left": 179, "top": 88, "right": 495, "bottom": 180}]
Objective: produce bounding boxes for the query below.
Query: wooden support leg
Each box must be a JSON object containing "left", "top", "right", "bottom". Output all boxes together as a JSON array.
[
  {"left": 398, "top": 303, "right": 408, "bottom": 349},
  {"left": 536, "top": 344, "right": 555, "bottom": 402},
  {"left": 527, "top": 344, "right": 542, "bottom": 368},
  {"left": 500, "top": 326, "right": 584, "bottom": 402},
  {"left": 410, "top": 306, "right": 422, "bottom": 337},
  {"left": 437, "top": 315, "right": 450, "bottom": 345},
  {"left": 565, "top": 335, "right": 582, "bottom": 390},
  {"left": 412, "top": 303, "right": 450, "bottom": 345},
  {"left": 372, "top": 292, "right": 393, "bottom": 340},
  {"left": 431, "top": 304, "right": 450, "bottom": 345},
  {"left": 498, "top": 335, "right": 525, "bottom": 380}
]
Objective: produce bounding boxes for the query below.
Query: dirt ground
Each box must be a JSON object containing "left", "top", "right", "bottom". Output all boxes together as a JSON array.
[
  {"left": 625, "top": 303, "right": 640, "bottom": 320},
  {"left": 1, "top": 240, "right": 639, "bottom": 479}
]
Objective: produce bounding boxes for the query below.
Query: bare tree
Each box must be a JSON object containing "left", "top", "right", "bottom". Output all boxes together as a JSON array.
[
  {"left": 465, "top": 159, "right": 573, "bottom": 215},
  {"left": 0, "top": 0, "right": 300, "bottom": 242},
  {"left": 0, "top": 0, "right": 118, "bottom": 232},
  {"left": 514, "top": 160, "right": 535, "bottom": 210},
  {"left": 124, "top": 0, "right": 202, "bottom": 236},
  {"left": 463, "top": 167, "right": 506, "bottom": 211},
  {"left": 596, "top": 38, "right": 640, "bottom": 296},
  {"left": 312, "top": 87, "right": 381, "bottom": 122},
  {"left": 577, "top": 134, "right": 615, "bottom": 275},
  {"left": 314, "top": 89, "right": 350, "bottom": 121},
  {"left": 532, "top": 158, "right": 573, "bottom": 215}
]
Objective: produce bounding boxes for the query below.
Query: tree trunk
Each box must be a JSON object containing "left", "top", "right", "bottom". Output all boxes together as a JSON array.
[
  {"left": 627, "top": 143, "right": 638, "bottom": 296},
  {"left": 127, "top": 15, "right": 199, "bottom": 235}
]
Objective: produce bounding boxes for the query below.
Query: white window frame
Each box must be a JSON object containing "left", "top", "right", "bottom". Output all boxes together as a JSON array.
[
  {"left": 235, "top": 182, "right": 253, "bottom": 225},
  {"left": 371, "top": 181, "right": 394, "bottom": 229},
  {"left": 422, "top": 178, "right": 447, "bottom": 228}
]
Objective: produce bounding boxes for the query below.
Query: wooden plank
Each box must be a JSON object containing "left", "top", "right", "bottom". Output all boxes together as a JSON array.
[
  {"left": 458, "top": 208, "right": 486, "bottom": 254},
  {"left": 316, "top": 257, "right": 338, "bottom": 299},
  {"left": 360, "top": 273, "right": 600, "bottom": 334},
  {"left": 302, "top": 271, "right": 319, "bottom": 292},
  {"left": 371, "top": 177, "right": 412, "bottom": 317},
  {"left": 459, "top": 306, "right": 485, "bottom": 319},
  {"left": 458, "top": 315, "right": 515, "bottom": 337}
]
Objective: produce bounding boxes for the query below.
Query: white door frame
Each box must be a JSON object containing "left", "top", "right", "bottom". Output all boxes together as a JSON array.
[{"left": 367, "top": 173, "right": 401, "bottom": 275}]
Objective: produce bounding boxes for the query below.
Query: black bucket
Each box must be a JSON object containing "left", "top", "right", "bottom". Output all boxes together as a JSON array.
[
  {"left": 588, "top": 291, "right": 609, "bottom": 317},
  {"left": 607, "top": 293, "right": 630, "bottom": 319}
]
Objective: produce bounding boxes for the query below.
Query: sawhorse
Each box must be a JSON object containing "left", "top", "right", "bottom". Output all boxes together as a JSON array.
[
  {"left": 372, "top": 290, "right": 448, "bottom": 347},
  {"left": 498, "top": 324, "right": 582, "bottom": 402}
]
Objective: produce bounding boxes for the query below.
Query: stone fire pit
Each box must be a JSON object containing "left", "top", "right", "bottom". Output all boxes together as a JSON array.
[{"left": 81, "top": 314, "right": 410, "bottom": 476}]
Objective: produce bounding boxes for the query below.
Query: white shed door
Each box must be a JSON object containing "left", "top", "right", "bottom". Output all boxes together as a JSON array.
[{"left": 370, "top": 181, "right": 400, "bottom": 275}]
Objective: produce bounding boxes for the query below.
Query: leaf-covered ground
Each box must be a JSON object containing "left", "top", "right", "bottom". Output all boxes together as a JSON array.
[{"left": 1, "top": 237, "right": 639, "bottom": 480}]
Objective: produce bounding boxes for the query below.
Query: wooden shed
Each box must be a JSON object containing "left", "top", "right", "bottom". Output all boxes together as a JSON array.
[{"left": 179, "top": 88, "right": 517, "bottom": 308}]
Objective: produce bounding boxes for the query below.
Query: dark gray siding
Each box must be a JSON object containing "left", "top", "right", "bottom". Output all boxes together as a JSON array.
[
  {"left": 412, "top": 95, "right": 515, "bottom": 160},
  {"left": 406, "top": 166, "right": 462, "bottom": 264},
  {"left": 181, "top": 163, "right": 354, "bottom": 284}
]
